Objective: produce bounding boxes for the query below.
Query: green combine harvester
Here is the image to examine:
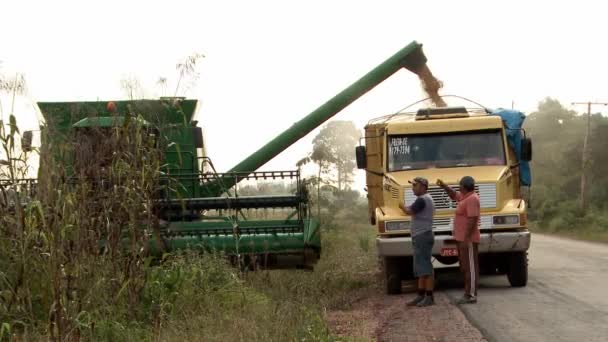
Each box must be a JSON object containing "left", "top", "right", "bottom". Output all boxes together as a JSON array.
[{"left": 27, "top": 40, "right": 439, "bottom": 269}]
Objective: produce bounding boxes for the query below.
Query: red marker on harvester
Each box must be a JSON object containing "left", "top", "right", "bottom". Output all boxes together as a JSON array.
[{"left": 107, "top": 101, "right": 117, "bottom": 113}]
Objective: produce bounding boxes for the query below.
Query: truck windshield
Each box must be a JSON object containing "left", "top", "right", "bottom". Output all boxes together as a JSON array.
[{"left": 388, "top": 129, "right": 506, "bottom": 171}]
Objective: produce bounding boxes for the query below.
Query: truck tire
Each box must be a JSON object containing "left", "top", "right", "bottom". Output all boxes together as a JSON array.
[
  {"left": 496, "top": 254, "right": 509, "bottom": 275},
  {"left": 507, "top": 251, "right": 528, "bottom": 287},
  {"left": 479, "top": 255, "right": 498, "bottom": 275},
  {"left": 401, "top": 256, "right": 415, "bottom": 281},
  {"left": 435, "top": 255, "right": 459, "bottom": 265},
  {"left": 384, "top": 257, "right": 402, "bottom": 295}
]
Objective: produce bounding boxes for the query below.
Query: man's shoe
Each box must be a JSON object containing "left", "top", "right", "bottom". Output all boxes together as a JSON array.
[
  {"left": 416, "top": 295, "right": 435, "bottom": 307},
  {"left": 456, "top": 295, "right": 477, "bottom": 305},
  {"left": 406, "top": 295, "right": 425, "bottom": 306}
]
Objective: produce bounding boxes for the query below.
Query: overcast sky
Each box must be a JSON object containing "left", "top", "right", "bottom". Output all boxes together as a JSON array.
[{"left": 2, "top": 0, "right": 607, "bottom": 190}]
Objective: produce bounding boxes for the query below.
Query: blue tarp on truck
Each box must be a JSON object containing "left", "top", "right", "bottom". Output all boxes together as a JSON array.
[{"left": 490, "top": 108, "right": 531, "bottom": 186}]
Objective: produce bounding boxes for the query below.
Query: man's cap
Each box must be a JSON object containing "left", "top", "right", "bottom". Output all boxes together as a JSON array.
[
  {"left": 459, "top": 176, "right": 475, "bottom": 190},
  {"left": 408, "top": 177, "right": 429, "bottom": 187}
]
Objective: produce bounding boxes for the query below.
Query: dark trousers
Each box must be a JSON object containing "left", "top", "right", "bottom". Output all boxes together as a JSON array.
[{"left": 457, "top": 241, "right": 479, "bottom": 297}]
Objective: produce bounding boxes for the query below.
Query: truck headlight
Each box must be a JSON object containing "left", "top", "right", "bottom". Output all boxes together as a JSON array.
[
  {"left": 385, "top": 220, "right": 410, "bottom": 232},
  {"left": 493, "top": 215, "right": 519, "bottom": 225}
]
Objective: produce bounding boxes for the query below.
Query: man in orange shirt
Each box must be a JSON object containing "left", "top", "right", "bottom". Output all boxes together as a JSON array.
[{"left": 437, "top": 176, "right": 480, "bottom": 304}]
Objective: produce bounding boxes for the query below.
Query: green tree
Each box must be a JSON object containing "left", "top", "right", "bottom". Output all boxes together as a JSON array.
[
  {"left": 524, "top": 98, "right": 580, "bottom": 199},
  {"left": 298, "top": 120, "right": 361, "bottom": 219},
  {"left": 297, "top": 144, "right": 333, "bottom": 220},
  {"left": 524, "top": 97, "right": 608, "bottom": 223},
  {"left": 588, "top": 121, "right": 608, "bottom": 207},
  {"left": 309, "top": 120, "right": 361, "bottom": 191}
]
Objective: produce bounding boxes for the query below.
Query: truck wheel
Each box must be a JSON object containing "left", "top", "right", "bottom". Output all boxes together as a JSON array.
[
  {"left": 436, "top": 255, "right": 459, "bottom": 266},
  {"left": 507, "top": 251, "right": 528, "bottom": 287},
  {"left": 496, "top": 255, "right": 509, "bottom": 275},
  {"left": 401, "top": 256, "right": 415, "bottom": 281},
  {"left": 384, "top": 257, "right": 402, "bottom": 295},
  {"left": 479, "top": 255, "right": 498, "bottom": 275}
]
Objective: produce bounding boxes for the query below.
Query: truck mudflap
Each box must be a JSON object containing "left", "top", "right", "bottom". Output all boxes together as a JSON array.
[{"left": 376, "top": 230, "right": 531, "bottom": 257}]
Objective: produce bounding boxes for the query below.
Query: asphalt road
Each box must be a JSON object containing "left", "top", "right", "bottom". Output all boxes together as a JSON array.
[{"left": 441, "top": 234, "right": 608, "bottom": 342}]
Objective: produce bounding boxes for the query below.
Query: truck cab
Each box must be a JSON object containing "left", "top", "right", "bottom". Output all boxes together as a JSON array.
[{"left": 357, "top": 105, "right": 532, "bottom": 294}]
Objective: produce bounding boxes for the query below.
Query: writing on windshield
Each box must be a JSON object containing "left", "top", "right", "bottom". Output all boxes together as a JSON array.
[{"left": 388, "top": 130, "right": 506, "bottom": 171}]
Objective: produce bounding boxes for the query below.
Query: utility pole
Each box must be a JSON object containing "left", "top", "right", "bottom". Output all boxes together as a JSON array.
[{"left": 571, "top": 101, "right": 608, "bottom": 212}]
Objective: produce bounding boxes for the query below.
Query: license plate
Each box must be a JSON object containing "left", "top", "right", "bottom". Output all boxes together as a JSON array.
[{"left": 440, "top": 247, "right": 458, "bottom": 257}]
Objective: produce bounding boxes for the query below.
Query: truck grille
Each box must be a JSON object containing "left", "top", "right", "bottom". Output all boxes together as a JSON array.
[
  {"left": 432, "top": 216, "right": 492, "bottom": 233},
  {"left": 405, "top": 184, "right": 497, "bottom": 210},
  {"left": 432, "top": 217, "right": 451, "bottom": 232},
  {"left": 391, "top": 187, "right": 399, "bottom": 199}
]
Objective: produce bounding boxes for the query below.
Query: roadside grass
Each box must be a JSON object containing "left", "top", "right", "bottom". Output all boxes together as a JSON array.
[
  {"left": 155, "top": 207, "right": 378, "bottom": 342},
  {"left": 530, "top": 206, "right": 608, "bottom": 243},
  {"left": 530, "top": 221, "right": 608, "bottom": 243},
  {"left": 5, "top": 205, "right": 378, "bottom": 341},
  {"left": 0, "top": 113, "right": 379, "bottom": 341}
]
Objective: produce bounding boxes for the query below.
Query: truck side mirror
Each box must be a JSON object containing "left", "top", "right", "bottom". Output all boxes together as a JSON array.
[
  {"left": 21, "top": 131, "right": 33, "bottom": 152},
  {"left": 192, "top": 127, "right": 204, "bottom": 148},
  {"left": 521, "top": 137, "right": 532, "bottom": 161},
  {"left": 355, "top": 145, "right": 367, "bottom": 169}
]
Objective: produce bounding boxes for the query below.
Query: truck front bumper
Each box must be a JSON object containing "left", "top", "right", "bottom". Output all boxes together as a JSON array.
[{"left": 377, "top": 230, "right": 531, "bottom": 257}]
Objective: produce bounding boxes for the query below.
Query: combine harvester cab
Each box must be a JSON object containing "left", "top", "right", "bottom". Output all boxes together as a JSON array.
[{"left": 32, "top": 40, "right": 441, "bottom": 270}]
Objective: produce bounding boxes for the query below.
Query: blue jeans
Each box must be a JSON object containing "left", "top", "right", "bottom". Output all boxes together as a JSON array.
[{"left": 412, "top": 230, "right": 434, "bottom": 277}]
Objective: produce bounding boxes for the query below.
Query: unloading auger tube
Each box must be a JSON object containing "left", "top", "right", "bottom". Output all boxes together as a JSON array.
[{"left": 205, "top": 40, "right": 441, "bottom": 196}]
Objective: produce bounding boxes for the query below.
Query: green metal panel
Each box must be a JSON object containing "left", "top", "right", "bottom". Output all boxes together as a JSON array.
[
  {"left": 303, "top": 217, "right": 321, "bottom": 247},
  {"left": 148, "top": 218, "right": 320, "bottom": 255},
  {"left": 72, "top": 116, "right": 151, "bottom": 128},
  {"left": 38, "top": 99, "right": 198, "bottom": 131},
  {"left": 212, "top": 41, "right": 427, "bottom": 195},
  {"left": 156, "top": 233, "right": 307, "bottom": 254}
]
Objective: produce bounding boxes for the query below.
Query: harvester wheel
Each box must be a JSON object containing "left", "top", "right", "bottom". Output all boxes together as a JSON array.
[
  {"left": 507, "top": 251, "right": 528, "bottom": 287},
  {"left": 384, "top": 257, "right": 402, "bottom": 295},
  {"left": 248, "top": 255, "right": 262, "bottom": 271},
  {"left": 302, "top": 248, "right": 319, "bottom": 270}
]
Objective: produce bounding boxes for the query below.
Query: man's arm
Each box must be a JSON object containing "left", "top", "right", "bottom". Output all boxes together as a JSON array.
[
  {"left": 399, "top": 197, "right": 425, "bottom": 215},
  {"left": 436, "top": 179, "right": 459, "bottom": 201}
]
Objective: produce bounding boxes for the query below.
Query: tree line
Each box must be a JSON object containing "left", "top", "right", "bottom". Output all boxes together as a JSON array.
[
  {"left": 298, "top": 99, "right": 608, "bottom": 234},
  {"left": 524, "top": 98, "right": 608, "bottom": 232}
]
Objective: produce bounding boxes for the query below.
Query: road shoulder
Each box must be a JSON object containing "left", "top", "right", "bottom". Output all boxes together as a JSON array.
[{"left": 327, "top": 287, "right": 487, "bottom": 342}]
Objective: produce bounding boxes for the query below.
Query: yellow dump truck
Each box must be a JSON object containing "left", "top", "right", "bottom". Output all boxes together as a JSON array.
[{"left": 356, "top": 104, "right": 533, "bottom": 294}]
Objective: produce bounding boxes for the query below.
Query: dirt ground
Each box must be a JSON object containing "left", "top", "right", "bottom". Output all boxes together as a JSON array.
[{"left": 326, "top": 282, "right": 486, "bottom": 342}]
